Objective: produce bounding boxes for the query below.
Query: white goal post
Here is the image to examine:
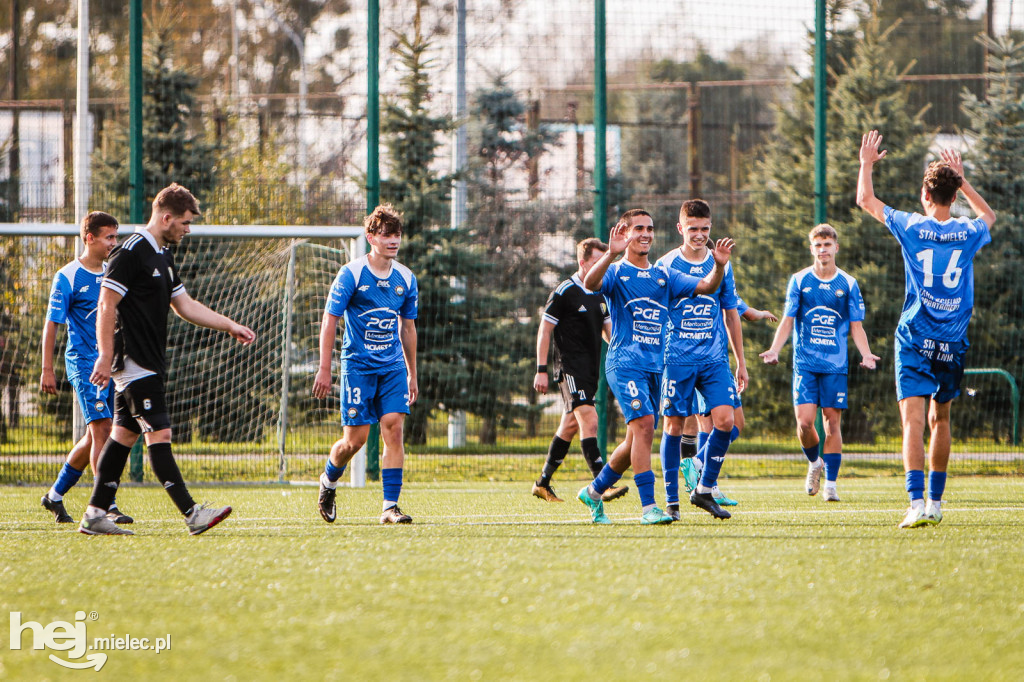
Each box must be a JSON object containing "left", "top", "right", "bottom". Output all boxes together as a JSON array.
[{"left": 0, "top": 223, "right": 369, "bottom": 487}]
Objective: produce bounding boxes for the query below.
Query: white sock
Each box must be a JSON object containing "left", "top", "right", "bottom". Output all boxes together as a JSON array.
[
  {"left": 642, "top": 503, "right": 656, "bottom": 514},
  {"left": 824, "top": 481, "right": 837, "bottom": 490},
  {"left": 911, "top": 498, "right": 925, "bottom": 511},
  {"left": 927, "top": 499, "right": 942, "bottom": 513},
  {"left": 84, "top": 505, "right": 106, "bottom": 520},
  {"left": 47, "top": 488, "right": 62, "bottom": 502},
  {"left": 320, "top": 472, "right": 338, "bottom": 490},
  {"left": 382, "top": 501, "right": 397, "bottom": 512},
  {"left": 696, "top": 484, "right": 713, "bottom": 494},
  {"left": 586, "top": 485, "right": 601, "bottom": 501}
]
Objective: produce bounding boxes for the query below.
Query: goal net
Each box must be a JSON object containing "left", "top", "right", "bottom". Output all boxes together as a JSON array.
[{"left": 0, "top": 224, "right": 367, "bottom": 485}]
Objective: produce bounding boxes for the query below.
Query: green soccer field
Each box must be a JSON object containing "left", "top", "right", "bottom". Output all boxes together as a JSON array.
[{"left": 2, "top": 478, "right": 1023, "bottom": 680}]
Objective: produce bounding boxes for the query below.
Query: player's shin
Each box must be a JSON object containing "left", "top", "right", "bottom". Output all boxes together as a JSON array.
[
  {"left": 660, "top": 433, "right": 682, "bottom": 504},
  {"left": 148, "top": 442, "right": 196, "bottom": 515}
]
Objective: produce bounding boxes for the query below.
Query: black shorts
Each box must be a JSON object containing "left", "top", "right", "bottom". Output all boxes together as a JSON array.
[
  {"left": 115, "top": 374, "right": 172, "bottom": 433},
  {"left": 558, "top": 371, "right": 598, "bottom": 413}
]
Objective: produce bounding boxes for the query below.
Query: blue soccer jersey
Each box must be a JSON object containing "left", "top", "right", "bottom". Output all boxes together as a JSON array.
[
  {"left": 599, "top": 260, "right": 700, "bottom": 372},
  {"left": 46, "top": 260, "right": 106, "bottom": 377},
  {"left": 326, "top": 255, "right": 418, "bottom": 373},
  {"left": 656, "top": 248, "right": 738, "bottom": 366},
  {"left": 884, "top": 207, "right": 990, "bottom": 343},
  {"left": 784, "top": 267, "right": 866, "bottom": 374}
]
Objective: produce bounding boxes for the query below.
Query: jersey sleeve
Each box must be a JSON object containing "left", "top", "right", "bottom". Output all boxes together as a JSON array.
[
  {"left": 325, "top": 267, "right": 355, "bottom": 318},
  {"left": 735, "top": 296, "right": 749, "bottom": 317},
  {"left": 168, "top": 256, "right": 186, "bottom": 299},
  {"left": 668, "top": 268, "right": 699, "bottom": 300},
  {"left": 968, "top": 217, "right": 993, "bottom": 255},
  {"left": 541, "top": 287, "right": 564, "bottom": 326},
  {"left": 883, "top": 206, "right": 912, "bottom": 247},
  {"left": 783, "top": 274, "right": 801, "bottom": 318},
  {"left": 401, "top": 273, "right": 419, "bottom": 320},
  {"left": 847, "top": 277, "right": 866, "bottom": 322},
  {"left": 720, "top": 264, "right": 739, "bottom": 310},
  {"left": 101, "top": 246, "right": 139, "bottom": 298},
  {"left": 46, "top": 272, "right": 71, "bottom": 325},
  {"left": 599, "top": 263, "right": 618, "bottom": 298}
]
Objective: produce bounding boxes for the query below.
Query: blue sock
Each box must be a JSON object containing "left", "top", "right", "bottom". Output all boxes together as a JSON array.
[
  {"left": 324, "top": 459, "right": 346, "bottom": 483},
  {"left": 660, "top": 433, "right": 682, "bottom": 504},
  {"left": 635, "top": 470, "right": 656, "bottom": 508},
  {"left": 52, "top": 462, "right": 84, "bottom": 497},
  {"left": 700, "top": 428, "right": 732, "bottom": 488},
  {"left": 382, "top": 467, "right": 403, "bottom": 505},
  {"left": 928, "top": 471, "right": 947, "bottom": 501},
  {"left": 821, "top": 453, "right": 841, "bottom": 482},
  {"left": 801, "top": 445, "right": 820, "bottom": 463},
  {"left": 906, "top": 470, "right": 925, "bottom": 502},
  {"left": 696, "top": 431, "right": 710, "bottom": 466},
  {"left": 591, "top": 464, "right": 623, "bottom": 495},
  {"left": 730, "top": 426, "right": 740, "bottom": 443}
]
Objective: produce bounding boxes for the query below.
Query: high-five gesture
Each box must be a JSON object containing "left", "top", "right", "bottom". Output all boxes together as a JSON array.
[
  {"left": 710, "top": 237, "right": 735, "bottom": 266},
  {"left": 859, "top": 130, "right": 887, "bottom": 166}
]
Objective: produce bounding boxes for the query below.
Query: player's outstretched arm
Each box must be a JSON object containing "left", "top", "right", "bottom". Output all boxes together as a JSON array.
[
  {"left": 401, "top": 318, "right": 419, "bottom": 405},
  {"left": 533, "top": 320, "right": 556, "bottom": 394},
  {"left": 40, "top": 320, "right": 59, "bottom": 395},
  {"left": 743, "top": 307, "right": 778, "bottom": 324},
  {"left": 90, "top": 287, "right": 122, "bottom": 387},
  {"left": 759, "top": 316, "right": 795, "bottom": 365},
  {"left": 170, "top": 294, "right": 256, "bottom": 345},
  {"left": 724, "top": 308, "right": 748, "bottom": 393},
  {"left": 312, "top": 310, "right": 340, "bottom": 400},
  {"left": 940, "top": 148, "right": 996, "bottom": 228},
  {"left": 856, "top": 130, "right": 888, "bottom": 224},
  {"left": 694, "top": 238, "right": 734, "bottom": 295},
  {"left": 849, "top": 321, "right": 880, "bottom": 370}
]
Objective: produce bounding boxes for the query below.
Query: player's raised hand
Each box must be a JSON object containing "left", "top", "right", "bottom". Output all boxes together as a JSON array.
[
  {"left": 40, "top": 368, "right": 58, "bottom": 395},
  {"left": 228, "top": 323, "right": 256, "bottom": 345},
  {"left": 759, "top": 348, "right": 779, "bottom": 365},
  {"left": 312, "top": 367, "right": 332, "bottom": 400},
  {"left": 940, "top": 148, "right": 964, "bottom": 179},
  {"left": 710, "top": 237, "right": 735, "bottom": 266},
  {"left": 860, "top": 352, "right": 880, "bottom": 370},
  {"left": 533, "top": 371, "right": 549, "bottom": 394},
  {"left": 860, "top": 130, "right": 888, "bottom": 165},
  {"left": 607, "top": 220, "right": 632, "bottom": 255}
]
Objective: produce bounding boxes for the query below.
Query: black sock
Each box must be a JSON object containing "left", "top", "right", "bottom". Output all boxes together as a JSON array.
[
  {"left": 88, "top": 439, "right": 132, "bottom": 511},
  {"left": 538, "top": 436, "right": 571, "bottom": 486},
  {"left": 581, "top": 437, "right": 604, "bottom": 478},
  {"left": 680, "top": 434, "right": 698, "bottom": 459},
  {"left": 148, "top": 442, "right": 195, "bottom": 515}
]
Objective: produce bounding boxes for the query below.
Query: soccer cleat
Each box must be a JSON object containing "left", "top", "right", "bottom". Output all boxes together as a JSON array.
[
  {"left": 531, "top": 482, "right": 564, "bottom": 503},
  {"left": 79, "top": 515, "right": 134, "bottom": 536},
  {"left": 380, "top": 505, "right": 413, "bottom": 524},
  {"left": 318, "top": 479, "right": 338, "bottom": 523},
  {"left": 823, "top": 486, "right": 840, "bottom": 503},
  {"left": 641, "top": 507, "right": 674, "bottom": 525},
  {"left": 680, "top": 457, "right": 700, "bottom": 493},
  {"left": 712, "top": 486, "right": 739, "bottom": 507},
  {"left": 666, "top": 503, "right": 681, "bottom": 521},
  {"left": 923, "top": 502, "right": 943, "bottom": 526},
  {"left": 41, "top": 495, "right": 73, "bottom": 523},
  {"left": 601, "top": 485, "right": 629, "bottom": 502},
  {"left": 897, "top": 505, "right": 928, "bottom": 529},
  {"left": 186, "top": 503, "right": 232, "bottom": 535},
  {"left": 689, "top": 490, "right": 731, "bottom": 520},
  {"left": 577, "top": 486, "right": 611, "bottom": 524},
  {"left": 106, "top": 506, "right": 134, "bottom": 524},
  {"left": 805, "top": 459, "right": 825, "bottom": 496}
]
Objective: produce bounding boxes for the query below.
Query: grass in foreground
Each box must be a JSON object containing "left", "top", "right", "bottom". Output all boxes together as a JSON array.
[{"left": 2, "top": 478, "right": 1023, "bottom": 680}]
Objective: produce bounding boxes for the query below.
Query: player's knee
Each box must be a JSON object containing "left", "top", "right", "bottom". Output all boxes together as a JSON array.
[
  {"left": 630, "top": 415, "right": 655, "bottom": 441},
  {"left": 663, "top": 415, "right": 684, "bottom": 436}
]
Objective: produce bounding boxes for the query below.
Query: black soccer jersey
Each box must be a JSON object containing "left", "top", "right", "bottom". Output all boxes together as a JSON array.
[
  {"left": 101, "top": 230, "right": 185, "bottom": 377},
  {"left": 541, "top": 274, "right": 609, "bottom": 381}
]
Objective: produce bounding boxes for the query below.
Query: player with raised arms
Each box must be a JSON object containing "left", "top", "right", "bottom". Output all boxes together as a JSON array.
[
  {"left": 577, "top": 208, "right": 733, "bottom": 524},
  {"left": 313, "top": 204, "right": 419, "bottom": 525},
  {"left": 857, "top": 130, "right": 995, "bottom": 528},
  {"left": 759, "top": 223, "right": 879, "bottom": 502},
  {"left": 39, "top": 211, "right": 132, "bottom": 525},
  {"left": 80, "top": 183, "right": 256, "bottom": 535}
]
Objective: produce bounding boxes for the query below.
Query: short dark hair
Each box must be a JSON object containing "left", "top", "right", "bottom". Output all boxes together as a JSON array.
[
  {"left": 81, "top": 211, "right": 119, "bottom": 241},
  {"left": 923, "top": 161, "right": 962, "bottom": 206},
  {"left": 576, "top": 237, "right": 608, "bottom": 263},
  {"left": 809, "top": 223, "right": 838, "bottom": 242},
  {"left": 680, "top": 199, "right": 711, "bottom": 220},
  {"left": 619, "top": 208, "right": 652, "bottom": 224},
  {"left": 153, "top": 183, "right": 201, "bottom": 218},
  {"left": 364, "top": 203, "right": 403, "bottom": 236}
]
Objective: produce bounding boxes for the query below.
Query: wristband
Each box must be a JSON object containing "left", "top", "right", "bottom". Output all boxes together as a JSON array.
[{"left": 537, "top": 365, "right": 548, "bottom": 373}]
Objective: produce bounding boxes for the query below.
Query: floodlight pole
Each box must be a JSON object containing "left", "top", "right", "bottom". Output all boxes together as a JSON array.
[
  {"left": 365, "top": 0, "right": 381, "bottom": 480},
  {"left": 129, "top": 0, "right": 144, "bottom": 224},
  {"left": 814, "top": 0, "right": 828, "bottom": 455},
  {"left": 594, "top": 0, "right": 610, "bottom": 461},
  {"left": 448, "top": 0, "right": 468, "bottom": 449},
  {"left": 72, "top": 0, "right": 90, "bottom": 444}
]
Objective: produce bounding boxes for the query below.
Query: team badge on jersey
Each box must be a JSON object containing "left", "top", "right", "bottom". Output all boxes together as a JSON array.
[
  {"left": 396, "top": 286, "right": 405, "bottom": 296},
  {"left": 347, "top": 408, "right": 357, "bottom": 418},
  {"left": 630, "top": 399, "right": 642, "bottom": 411},
  {"left": 95, "top": 401, "right": 106, "bottom": 412}
]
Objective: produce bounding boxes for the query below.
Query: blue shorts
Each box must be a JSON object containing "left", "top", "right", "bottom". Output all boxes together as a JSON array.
[
  {"left": 69, "top": 372, "right": 114, "bottom": 424},
  {"left": 662, "top": 363, "right": 736, "bottom": 417},
  {"left": 340, "top": 368, "right": 410, "bottom": 426},
  {"left": 792, "top": 369, "right": 848, "bottom": 409},
  {"left": 894, "top": 332, "right": 966, "bottom": 403},
  {"left": 695, "top": 377, "right": 742, "bottom": 415},
  {"left": 607, "top": 366, "right": 661, "bottom": 425}
]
